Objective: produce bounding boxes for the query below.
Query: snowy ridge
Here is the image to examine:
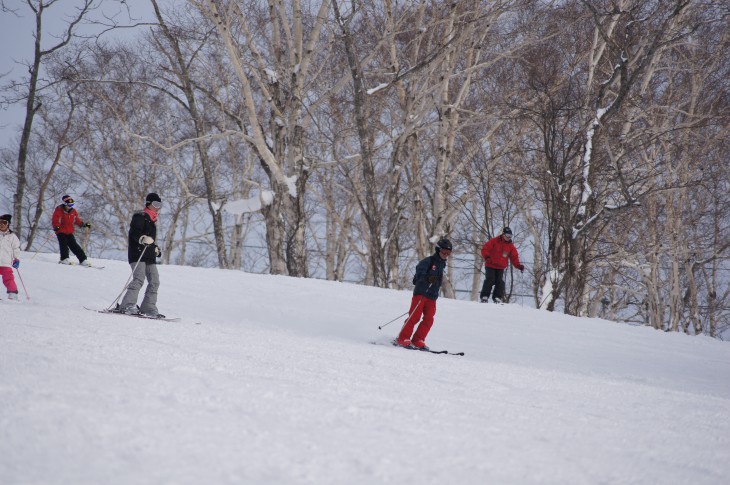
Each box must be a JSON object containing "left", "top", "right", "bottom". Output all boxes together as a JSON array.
[{"left": 1, "top": 253, "right": 729, "bottom": 484}]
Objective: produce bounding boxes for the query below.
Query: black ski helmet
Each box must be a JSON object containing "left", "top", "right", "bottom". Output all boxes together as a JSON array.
[{"left": 435, "top": 238, "right": 453, "bottom": 252}]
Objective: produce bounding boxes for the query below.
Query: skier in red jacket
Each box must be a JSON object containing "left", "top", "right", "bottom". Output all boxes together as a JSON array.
[
  {"left": 479, "top": 226, "right": 524, "bottom": 303},
  {"left": 52, "top": 195, "right": 92, "bottom": 266}
]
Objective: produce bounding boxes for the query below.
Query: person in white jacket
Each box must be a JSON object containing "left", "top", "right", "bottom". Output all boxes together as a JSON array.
[{"left": 0, "top": 214, "right": 21, "bottom": 300}]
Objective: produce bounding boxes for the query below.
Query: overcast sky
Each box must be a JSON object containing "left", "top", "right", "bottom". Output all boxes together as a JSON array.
[
  {"left": 0, "top": 0, "right": 160, "bottom": 146},
  {"left": 0, "top": 1, "right": 38, "bottom": 146}
]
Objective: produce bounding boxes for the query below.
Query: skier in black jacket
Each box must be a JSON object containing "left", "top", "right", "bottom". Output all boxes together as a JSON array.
[
  {"left": 396, "top": 238, "right": 452, "bottom": 350},
  {"left": 116, "top": 193, "right": 165, "bottom": 318}
]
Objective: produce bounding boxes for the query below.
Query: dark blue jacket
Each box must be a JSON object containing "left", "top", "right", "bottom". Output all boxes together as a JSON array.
[{"left": 412, "top": 252, "right": 447, "bottom": 300}]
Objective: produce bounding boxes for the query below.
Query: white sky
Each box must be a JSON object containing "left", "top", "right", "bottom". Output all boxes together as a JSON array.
[
  {"left": 0, "top": 0, "right": 159, "bottom": 146},
  {"left": 0, "top": 0, "right": 36, "bottom": 145},
  {"left": 2, "top": 251, "right": 729, "bottom": 484}
]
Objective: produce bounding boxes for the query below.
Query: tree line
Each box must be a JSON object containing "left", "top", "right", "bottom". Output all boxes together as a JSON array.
[{"left": 1, "top": 0, "right": 728, "bottom": 337}]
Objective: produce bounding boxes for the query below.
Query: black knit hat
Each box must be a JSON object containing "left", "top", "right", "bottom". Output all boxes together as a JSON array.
[
  {"left": 0, "top": 214, "right": 10, "bottom": 223},
  {"left": 503, "top": 226, "right": 513, "bottom": 235},
  {"left": 145, "top": 193, "right": 162, "bottom": 204}
]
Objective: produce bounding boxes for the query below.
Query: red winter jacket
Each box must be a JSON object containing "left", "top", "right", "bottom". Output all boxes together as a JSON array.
[
  {"left": 52, "top": 205, "right": 85, "bottom": 235},
  {"left": 481, "top": 235, "right": 522, "bottom": 270}
]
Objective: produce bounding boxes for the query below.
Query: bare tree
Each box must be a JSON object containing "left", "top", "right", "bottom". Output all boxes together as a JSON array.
[
  {"left": 508, "top": 1, "right": 704, "bottom": 315},
  {"left": 612, "top": 6, "right": 730, "bottom": 335},
  {"left": 330, "top": 1, "right": 515, "bottom": 290},
  {"left": 24, "top": 87, "right": 79, "bottom": 250},
  {"left": 191, "top": 0, "right": 335, "bottom": 277},
  {"left": 1, "top": 0, "right": 95, "bottom": 240},
  {"left": 53, "top": 40, "right": 194, "bottom": 261},
  {"left": 145, "top": 0, "right": 234, "bottom": 268}
]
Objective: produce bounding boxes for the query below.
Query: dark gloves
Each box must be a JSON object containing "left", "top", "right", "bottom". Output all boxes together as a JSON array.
[
  {"left": 12, "top": 259, "right": 20, "bottom": 269},
  {"left": 427, "top": 275, "right": 438, "bottom": 284},
  {"left": 53, "top": 226, "right": 61, "bottom": 232},
  {"left": 516, "top": 264, "right": 525, "bottom": 272},
  {"left": 83, "top": 222, "right": 91, "bottom": 228}
]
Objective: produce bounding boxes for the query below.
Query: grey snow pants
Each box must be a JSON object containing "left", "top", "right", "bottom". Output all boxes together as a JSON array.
[{"left": 120, "top": 262, "right": 160, "bottom": 315}]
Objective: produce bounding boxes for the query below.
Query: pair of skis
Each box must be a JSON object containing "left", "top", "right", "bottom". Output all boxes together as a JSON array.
[
  {"left": 377, "top": 339, "right": 464, "bottom": 356},
  {"left": 60, "top": 262, "right": 105, "bottom": 270},
  {"left": 84, "top": 306, "right": 182, "bottom": 323}
]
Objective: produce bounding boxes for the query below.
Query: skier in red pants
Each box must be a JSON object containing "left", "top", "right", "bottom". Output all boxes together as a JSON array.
[{"left": 397, "top": 238, "right": 452, "bottom": 350}]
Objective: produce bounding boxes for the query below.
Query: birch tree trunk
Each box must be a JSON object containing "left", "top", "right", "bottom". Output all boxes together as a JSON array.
[
  {"left": 197, "top": 0, "right": 333, "bottom": 276},
  {"left": 7, "top": 0, "right": 93, "bottom": 241},
  {"left": 150, "top": 0, "right": 231, "bottom": 268},
  {"left": 25, "top": 90, "right": 77, "bottom": 250}
]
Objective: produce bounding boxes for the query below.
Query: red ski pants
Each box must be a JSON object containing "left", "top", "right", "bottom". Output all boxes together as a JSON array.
[
  {"left": 398, "top": 295, "right": 437, "bottom": 343},
  {"left": 0, "top": 266, "right": 18, "bottom": 293}
]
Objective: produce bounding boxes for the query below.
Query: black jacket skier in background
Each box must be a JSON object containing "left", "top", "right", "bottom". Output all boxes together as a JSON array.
[{"left": 116, "top": 193, "right": 165, "bottom": 318}]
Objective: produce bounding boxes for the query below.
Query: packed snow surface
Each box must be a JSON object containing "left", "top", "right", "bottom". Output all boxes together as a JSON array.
[{"left": 2, "top": 253, "right": 729, "bottom": 484}]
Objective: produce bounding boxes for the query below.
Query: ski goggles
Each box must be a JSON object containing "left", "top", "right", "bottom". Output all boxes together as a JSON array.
[
  {"left": 439, "top": 248, "right": 452, "bottom": 254},
  {"left": 0, "top": 220, "right": 8, "bottom": 226},
  {"left": 149, "top": 201, "right": 162, "bottom": 209}
]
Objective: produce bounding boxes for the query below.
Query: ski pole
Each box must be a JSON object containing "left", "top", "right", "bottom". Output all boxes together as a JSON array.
[
  {"left": 378, "top": 310, "right": 410, "bottom": 330},
  {"left": 106, "top": 244, "right": 149, "bottom": 311},
  {"left": 379, "top": 282, "right": 433, "bottom": 330},
  {"left": 30, "top": 231, "right": 55, "bottom": 261},
  {"left": 14, "top": 267, "right": 30, "bottom": 300}
]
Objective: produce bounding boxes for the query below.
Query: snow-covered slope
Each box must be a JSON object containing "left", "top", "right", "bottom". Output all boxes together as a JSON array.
[{"left": 2, "top": 253, "right": 729, "bottom": 484}]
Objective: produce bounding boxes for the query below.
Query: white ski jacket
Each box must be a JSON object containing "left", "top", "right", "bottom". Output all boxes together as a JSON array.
[{"left": 0, "top": 230, "right": 21, "bottom": 267}]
